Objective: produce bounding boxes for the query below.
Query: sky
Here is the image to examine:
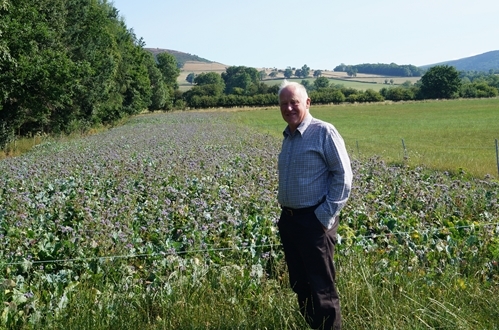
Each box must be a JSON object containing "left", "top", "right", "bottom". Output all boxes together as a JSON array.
[{"left": 111, "top": 0, "right": 499, "bottom": 70}]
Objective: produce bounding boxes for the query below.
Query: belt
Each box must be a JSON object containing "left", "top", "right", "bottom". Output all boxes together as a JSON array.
[{"left": 281, "top": 204, "right": 318, "bottom": 216}]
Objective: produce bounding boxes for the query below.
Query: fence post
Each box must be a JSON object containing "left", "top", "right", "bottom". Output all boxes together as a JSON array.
[
  {"left": 402, "top": 138, "right": 407, "bottom": 160},
  {"left": 496, "top": 139, "right": 499, "bottom": 176}
]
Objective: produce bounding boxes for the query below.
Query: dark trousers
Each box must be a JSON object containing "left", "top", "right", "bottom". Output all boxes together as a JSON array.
[{"left": 278, "top": 209, "right": 341, "bottom": 330}]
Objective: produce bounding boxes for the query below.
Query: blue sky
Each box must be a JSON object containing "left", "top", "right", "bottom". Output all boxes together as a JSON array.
[{"left": 111, "top": 0, "right": 499, "bottom": 70}]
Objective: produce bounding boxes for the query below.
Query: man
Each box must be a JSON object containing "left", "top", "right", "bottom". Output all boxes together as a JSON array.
[{"left": 277, "top": 81, "right": 353, "bottom": 330}]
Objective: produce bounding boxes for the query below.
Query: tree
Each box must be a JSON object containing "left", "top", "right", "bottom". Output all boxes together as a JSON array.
[
  {"left": 485, "top": 73, "right": 499, "bottom": 89},
  {"left": 221, "top": 66, "right": 259, "bottom": 95},
  {"left": 259, "top": 70, "right": 267, "bottom": 81},
  {"left": 0, "top": 1, "right": 11, "bottom": 74},
  {"left": 62, "top": 0, "right": 126, "bottom": 124},
  {"left": 300, "top": 80, "right": 311, "bottom": 90},
  {"left": 156, "top": 52, "right": 180, "bottom": 90},
  {"left": 1, "top": 0, "right": 82, "bottom": 134},
  {"left": 284, "top": 67, "right": 293, "bottom": 79},
  {"left": 419, "top": 65, "right": 461, "bottom": 99},
  {"left": 269, "top": 71, "right": 278, "bottom": 78},
  {"left": 300, "top": 64, "right": 310, "bottom": 78},
  {"left": 194, "top": 72, "right": 224, "bottom": 87},
  {"left": 334, "top": 63, "right": 423, "bottom": 77},
  {"left": 186, "top": 72, "right": 196, "bottom": 84},
  {"left": 346, "top": 67, "right": 358, "bottom": 77},
  {"left": 0, "top": 0, "right": 160, "bottom": 135},
  {"left": 310, "top": 89, "right": 345, "bottom": 104},
  {"left": 460, "top": 82, "right": 498, "bottom": 98},
  {"left": 313, "top": 70, "right": 322, "bottom": 78},
  {"left": 114, "top": 30, "right": 153, "bottom": 117},
  {"left": 314, "top": 77, "right": 330, "bottom": 90},
  {"left": 362, "top": 89, "right": 384, "bottom": 102},
  {"left": 144, "top": 52, "right": 169, "bottom": 110},
  {"left": 182, "top": 72, "right": 225, "bottom": 105},
  {"left": 333, "top": 63, "right": 347, "bottom": 72}
]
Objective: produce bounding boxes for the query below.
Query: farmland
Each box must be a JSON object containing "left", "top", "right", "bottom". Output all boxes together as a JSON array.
[
  {"left": 262, "top": 77, "right": 416, "bottom": 92},
  {"left": 1, "top": 102, "right": 499, "bottom": 329},
  {"left": 178, "top": 61, "right": 229, "bottom": 91},
  {"left": 178, "top": 61, "right": 421, "bottom": 92},
  {"left": 232, "top": 98, "right": 499, "bottom": 179}
]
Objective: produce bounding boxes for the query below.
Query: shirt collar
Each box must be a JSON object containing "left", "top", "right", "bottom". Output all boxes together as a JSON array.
[{"left": 283, "top": 113, "right": 313, "bottom": 137}]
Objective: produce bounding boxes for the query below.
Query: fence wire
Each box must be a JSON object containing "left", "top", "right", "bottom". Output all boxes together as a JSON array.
[{"left": 3, "top": 221, "right": 498, "bottom": 267}]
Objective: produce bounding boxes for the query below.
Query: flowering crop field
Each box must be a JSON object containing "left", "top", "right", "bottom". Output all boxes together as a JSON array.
[{"left": 1, "top": 111, "right": 499, "bottom": 328}]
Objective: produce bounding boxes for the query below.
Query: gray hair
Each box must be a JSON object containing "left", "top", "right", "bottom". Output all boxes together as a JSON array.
[{"left": 278, "top": 80, "right": 309, "bottom": 102}]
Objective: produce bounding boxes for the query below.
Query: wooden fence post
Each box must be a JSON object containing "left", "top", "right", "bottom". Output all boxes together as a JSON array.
[
  {"left": 495, "top": 139, "right": 499, "bottom": 176},
  {"left": 402, "top": 139, "right": 407, "bottom": 160}
]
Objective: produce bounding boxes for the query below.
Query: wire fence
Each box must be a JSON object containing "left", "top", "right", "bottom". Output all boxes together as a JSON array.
[
  {"left": 3, "top": 221, "right": 498, "bottom": 267},
  {"left": 496, "top": 138, "right": 499, "bottom": 175},
  {"left": 352, "top": 138, "right": 499, "bottom": 177}
]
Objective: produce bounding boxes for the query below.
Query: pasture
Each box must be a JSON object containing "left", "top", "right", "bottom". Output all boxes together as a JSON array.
[
  {"left": 178, "top": 61, "right": 229, "bottom": 91},
  {"left": 232, "top": 98, "right": 499, "bottom": 179},
  {"left": 1, "top": 103, "right": 499, "bottom": 329},
  {"left": 178, "top": 61, "right": 420, "bottom": 91},
  {"left": 262, "top": 77, "right": 418, "bottom": 91}
]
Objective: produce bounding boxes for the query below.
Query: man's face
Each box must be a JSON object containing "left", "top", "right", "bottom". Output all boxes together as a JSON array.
[{"left": 279, "top": 86, "right": 310, "bottom": 132}]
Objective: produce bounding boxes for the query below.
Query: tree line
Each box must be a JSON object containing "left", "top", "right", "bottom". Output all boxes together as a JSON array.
[
  {"left": 0, "top": 0, "right": 179, "bottom": 147},
  {"left": 183, "top": 65, "right": 499, "bottom": 108},
  {"left": 1, "top": 0, "right": 498, "bottom": 150},
  {"left": 334, "top": 63, "right": 424, "bottom": 77}
]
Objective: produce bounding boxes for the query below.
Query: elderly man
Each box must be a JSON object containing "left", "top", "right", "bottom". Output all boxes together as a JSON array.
[{"left": 277, "top": 81, "right": 353, "bottom": 330}]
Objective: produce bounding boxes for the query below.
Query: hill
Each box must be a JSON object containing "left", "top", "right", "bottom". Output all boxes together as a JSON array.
[
  {"left": 148, "top": 47, "right": 499, "bottom": 74},
  {"left": 145, "top": 48, "right": 213, "bottom": 68},
  {"left": 149, "top": 47, "right": 498, "bottom": 91},
  {"left": 420, "top": 50, "right": 499, "bottom": 72}
]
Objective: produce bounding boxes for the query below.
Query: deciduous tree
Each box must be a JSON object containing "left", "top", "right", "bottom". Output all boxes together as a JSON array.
[
  {"left": 221, "top": 66, "right": 259, "bottom": 95},
  {"left": 300, "top": 64, "right": 310, "bottom": 78},
  {"left": 157, "top": 52, "right": 180, "bottom": 90},
  {"left": 145, "top": 52, "right": 169, "bottom": 110},
  {"left": 314, "top": 77, "right": 330, "bottom": 89},
  {"left": 419, "top": 65, "right": 461, "bottom": 99},
  {"left": 346, "top": 67, "right": 358, "bottom": 77},
  {"left": 313, "top": 70, "right": 322, "bottom": 78},
  {"left": 186, "top": 73, "right": 196, "bottom": 84}
]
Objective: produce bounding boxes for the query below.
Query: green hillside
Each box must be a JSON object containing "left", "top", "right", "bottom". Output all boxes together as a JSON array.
[
  {"left": 420, "top": 50, "right": 499, "bottom": 72},
  {"left": 147, "top": 47, "right": 498, "bottom": 73},
  {"left": 145, "top": 48, "right": 212, "bottom": 68}
]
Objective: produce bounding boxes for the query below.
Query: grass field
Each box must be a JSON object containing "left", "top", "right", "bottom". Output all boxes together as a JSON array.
[
  {"left": 262, "top": 77, "right": 414, "bottom": 91},
  {"left": 229, "top": 98, "right": 499, "bottom": 179},
  {"left": 177, "top": 61, "right": 421, "bottom": 91}
]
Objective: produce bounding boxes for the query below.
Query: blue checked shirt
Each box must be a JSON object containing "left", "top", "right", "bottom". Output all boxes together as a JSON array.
[{"left": 278, "top": 114, "right": 353, "bottom": 229}]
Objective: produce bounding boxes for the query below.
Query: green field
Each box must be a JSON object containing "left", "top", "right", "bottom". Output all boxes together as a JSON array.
[
  {"left": 179, "top": 75, "right": 420, "bottom": 92},
  {"left": 262, "top": 77, "right": 416, "bottom": 91},
  {"left": 230, "top": 98, "right": 499, "bottom": 179}
]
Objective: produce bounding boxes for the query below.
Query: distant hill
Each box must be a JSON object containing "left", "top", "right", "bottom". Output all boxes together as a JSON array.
[
  {"left": 420, "top": 50, "right": 499, "bottom": 72},
  {"left": 147, "top": 47, "right": 499, "bottom": 74},
  {"left": 145, "top": 48, "right": 213, "bottom": 69}
]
